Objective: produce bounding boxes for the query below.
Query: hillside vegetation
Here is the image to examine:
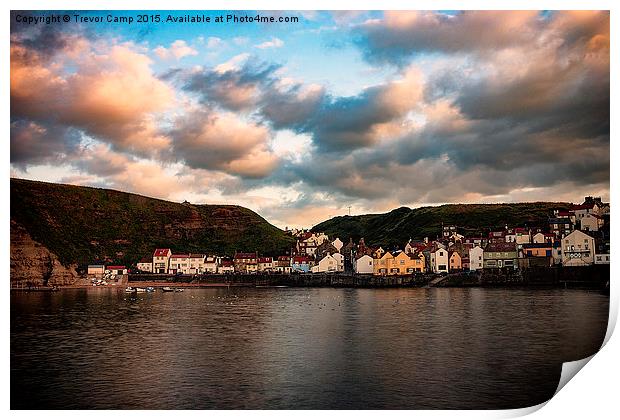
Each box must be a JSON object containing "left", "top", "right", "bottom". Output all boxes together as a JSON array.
[
  {"left": 10, "top": 178, "right": 295, "bottom": 267},
  {"left": 312, "top": 202, "right": 572, "bottom": 248}
]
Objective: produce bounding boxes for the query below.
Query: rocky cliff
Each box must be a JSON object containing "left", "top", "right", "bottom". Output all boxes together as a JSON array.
[{"left": 11, "top": 221, "right": 78, "bottom": 287}]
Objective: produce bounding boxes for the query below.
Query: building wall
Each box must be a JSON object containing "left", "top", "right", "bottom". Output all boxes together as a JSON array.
[
  {"left": 580, "top": 214, "right": 601, "bottom": 232},
  {"left": 561, "top": 230, "right": 595, "bottom": 266},
  {"left": 469, "top": 246, "right": 484, "bottom": 271},
  {"left": 355, "top": 255, "right": 373, "bottom": 274},
  {"left": 137, "top": 262, "right": 152, "bottom": 273},
  {"left": 433, "top": 249, "right": 449, "bottom": 273}
]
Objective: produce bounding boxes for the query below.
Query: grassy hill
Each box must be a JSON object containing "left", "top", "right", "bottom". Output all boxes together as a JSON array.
[
  {"left": 312, "top": 202, "right": 572, "bottom": 248},
  {"left": 10, "top": 178, "right": 295, "bottom": 268}
]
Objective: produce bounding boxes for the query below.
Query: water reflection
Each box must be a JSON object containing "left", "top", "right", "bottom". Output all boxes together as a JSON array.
[{"left": 11, "top": 288, "right": 608, "bottom": 409}]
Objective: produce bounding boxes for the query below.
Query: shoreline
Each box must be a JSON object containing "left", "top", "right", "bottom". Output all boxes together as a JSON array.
[{"left": 10, "top": 282, "right": 608, "bottom": 292}]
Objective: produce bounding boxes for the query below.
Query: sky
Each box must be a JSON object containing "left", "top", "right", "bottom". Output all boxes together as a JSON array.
[{"left": 10, "top": 10, "right": 610, "bottom": 228}]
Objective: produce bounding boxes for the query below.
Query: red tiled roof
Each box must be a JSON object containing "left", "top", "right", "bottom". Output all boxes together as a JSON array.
[
  {"left": 293, "top": 256, "right": 310, "bottom": 263},
  {"left": 234, "top": 252, "right": 257, "bottom": 259},
  {"left": 170, "top": 254, "right": 190, "bottom": 258},
  {"left": 221, "top": 260, "right": 233, "bottom": 267},
  {"left": 139, "top": 257, "right": 152, "bottom": 263},
  {"left": 258, "top": 257, "right": 272, "bottom": 263},
  {"left": 572, "top": 203, "right": 595, "bottom": 210},
  {"left": 107, "top": 265, "right": 126, "bottom": 270},
  {"left": 188, "top": 253, "right": 205, "bottom": 259},
  {"left": 153, "top": 248, "right": 171, "bottom": 257}
]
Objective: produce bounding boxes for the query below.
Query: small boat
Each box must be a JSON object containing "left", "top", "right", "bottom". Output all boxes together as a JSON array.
[
  {"left": 135, "top": 288, "right": 147, "bottom": 293},
  {"left": 174, "top": 288, "right": 184, "bottom": 292},
  {"left": 162, "top": 287, "right": 175, "bottom": 292},
  {"left": 125, "top": 287, "right": 136, "bottom": 293},
  {"left": 146, "top": 287, "right": 155, "bottom": 293}
]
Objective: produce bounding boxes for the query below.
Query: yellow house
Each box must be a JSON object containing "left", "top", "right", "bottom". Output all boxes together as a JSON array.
[
  {"left": 449, "top": 251, "right": 462, "bottom": 271},
  {"left": 374, "top": 251, "right": 425, "bottom": 275},
  {"left": 373, "top": 251, "right": 393, "bottom": 275},
  {"left": 393, "top": 251, "right": 426, "bottom": 274}
]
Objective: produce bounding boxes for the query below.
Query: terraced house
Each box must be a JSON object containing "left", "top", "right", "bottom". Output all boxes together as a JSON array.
[
  {"left": 152, "top": 248, "right": 172, "bottom": 274},
  {"left": 233, "top": 252, "right": 258, "bottom": 273},
  {"left": 561, "top": 230, "right": 595, "bottom": 266},
  {"left": 483, "top": 243, "right": 518, "bottom": 270},
  {"left": 169, "top": 254, "right": 190, "bottom": 274}
]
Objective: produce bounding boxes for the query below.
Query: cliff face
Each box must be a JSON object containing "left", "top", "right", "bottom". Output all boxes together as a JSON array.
[
  {"left": 10, "top": 178, "right": 295, "bottom": 273},
  {"left": 11, "top": 221, "right": 78, "bottom": 287}
]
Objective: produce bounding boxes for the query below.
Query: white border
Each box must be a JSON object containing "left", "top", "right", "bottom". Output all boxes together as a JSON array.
[{"left": 3, "top": 1, "right": 617, "bottom": 419}]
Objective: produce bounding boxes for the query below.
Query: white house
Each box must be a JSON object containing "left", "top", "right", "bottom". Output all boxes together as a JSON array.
[
  {"left": 107, "top": 266, "right": 127, "bottom": 275},
  {"left": 469, "top": 246, "right": 484, "bottom": 271},
  {"left": 136, "top": 258, "right": 153, "bottom": 273},
  {"left": 332, "top": 252, "right": 345, "bottom": 272},
  {"left": 153, "top": 248, "right": 172, "bottom": 274},
  {"left": 332, "top": 238, "right": 343, "bottom": 252},
  {"left": 532, "top": 232, "right": 554, "bottom": 244},
  {"left": 169, "top": 254, "right": 191, "bottom": 274},
  {"left": 355, "top": 254, "right": 374, "bottom": 274},
  {"left": 312, "top": 254, "right": 339, "bottom": 273},
  {"left": 561, "top": 230, "right": 595, "bottom": 266},
  {"left": 188, "top": 254, "right": 206, "bottom": 274},
  {"left": 204, "top": 256, "right": 218, "bottom": 273},
  {"left": 573, "top": 203, "right": 600, "bottom": 221},
  {"left": 87, "top": 265, "right": 105, "bottom": 275},
  {"left": 580, "top": 213, "right": 603, "bottom": 232},
  {"left": 430, "top": 248, "right": 449, "bottom": 273},
  {"left": 515, "top": 228, "right": 531, "bottom": 245},
  {"left": 218, "top": 261, "right": 234, "bottom": 273},
  {"left": 257, "top": 257, "right": 274, "bottom": 272}
]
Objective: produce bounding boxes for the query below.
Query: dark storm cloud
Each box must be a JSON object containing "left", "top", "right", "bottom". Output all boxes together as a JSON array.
[{"left": 10, "top": 119, "right": 82, "bottom": 169}]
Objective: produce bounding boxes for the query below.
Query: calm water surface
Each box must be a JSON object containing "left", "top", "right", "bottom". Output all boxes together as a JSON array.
[{"left": 11, "top": 287, "right": 608, "bottom": 409}]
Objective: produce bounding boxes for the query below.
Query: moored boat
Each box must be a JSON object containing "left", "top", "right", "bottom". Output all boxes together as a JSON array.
[
  {"left": 135, "top": 288, "right": 146, "bottom": 293},
  {"left": 162, "top": 287, "right": 174, "bottom": 292},
  {"left": 125, "top": 287, "right": 136, "bottom": 293}
]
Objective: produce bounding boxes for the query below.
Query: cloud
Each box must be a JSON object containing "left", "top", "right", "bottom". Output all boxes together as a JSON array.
[
  {"left": 184, "top": 58, "right": 280, "bottom": 111},
  {"left": 255, "top": 37, "right": 284, "bottom": 49},
  {"left": 169, "top": 109, "right": 279, "bottom": 179},
  {"left": 353, "top": 11, "right": 543, "bottom": 64},
  {"left": 182, "top": 57, "right": 424, "bottom": 152},
  {"left": 9, "top": 11, "right": 610, "bottom": 228},
  {"left": 203, "top": 36, "right": 225, "bottom": 49},
  {"left": 154, "top": 40, "right": 198, "bottom": 60},
  {"left": 11, "top": 38, "right": 175, "bottom": 158},
  {"left": 10, "top": 120, "right": 81, "bottom": 169}
]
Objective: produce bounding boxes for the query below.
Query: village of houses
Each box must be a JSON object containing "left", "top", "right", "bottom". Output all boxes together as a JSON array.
[{"left": 88, "top": 197, "right": 610, "bottom": 279}]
